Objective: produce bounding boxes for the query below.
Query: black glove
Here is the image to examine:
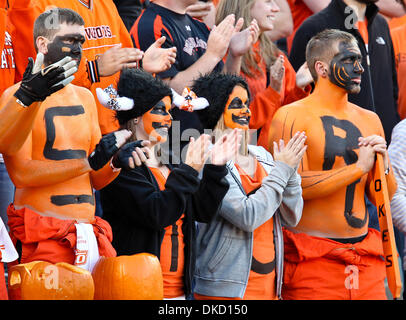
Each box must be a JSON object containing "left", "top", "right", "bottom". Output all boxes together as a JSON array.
[
  {"left": 14, "top": 56, "right": 75, "bottom": 107},
  {"left": 112, "top": 140, "right": 144, "bottom": 170},
  {"left": 88, "top": 132, "right": 120, "bottom": 171}
]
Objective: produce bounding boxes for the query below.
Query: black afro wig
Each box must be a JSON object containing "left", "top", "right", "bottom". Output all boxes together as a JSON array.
[
  {"left": 115, "top": 68, "right": 173, "bottom": 125},
  {"left": 191, "top": 72, "right": 250, "bottom": 130}
]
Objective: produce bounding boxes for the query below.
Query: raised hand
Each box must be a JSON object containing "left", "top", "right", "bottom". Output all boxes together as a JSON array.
[
  {"left": 206, "top": 14, "right": 242, "bottom": 62},
  {"left": 210, "top": 129, "right": 242, "bottom": 165},
  {"left": 14, "top": 53, "right": 78, "bottom": 107},
  {"left": 185, "top": 1, "right": 212, "bottom": 20},
  {"left": 97, "top": 44, "right": 144, "bottom": 77},
  {"left": 273, "top": 131, "right": 307, "bottom": 169},
  {"left": 142, "top": 36, "right": 177, "bottom": 74},
  {"left": 229, "top": 19, "right": 260, "bottom": 58},
  {"left": 185, "top": 134, "right": 212, "bottom": 172},
  {"left": 269, "top": 54, "right": 285, "bottom": 93},
  {"left": 88, "top": 129, "right": 132, "bottom": 171}
]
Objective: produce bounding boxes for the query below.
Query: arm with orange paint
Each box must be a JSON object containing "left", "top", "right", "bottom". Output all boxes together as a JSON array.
[
  {"left": 299, "top": 153, "right": 369, "bottom": 200},
  {"left": 0, "top": 85, "right": 41, "bottom": 155},
  {"left": 4, "top": 131, "right": 92, "bottom": 189}
]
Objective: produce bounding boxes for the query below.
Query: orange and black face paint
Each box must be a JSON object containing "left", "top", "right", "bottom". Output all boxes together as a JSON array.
[
  {"left": 329, "top": 42, "right": 364, "bottom": 94},
  {"left": 45, "top": 33, "right": 85, "bottom": 66},
  {"left": 223, "top": 85, "right": 251, "bottom": 130},
  {"left": 142, "top": 95, "right": 172, "bottom": 143}
]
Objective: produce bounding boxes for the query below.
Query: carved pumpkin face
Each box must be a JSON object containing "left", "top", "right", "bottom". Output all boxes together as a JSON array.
[
  {"left": 8, "top": 261, "right": 94, "bottom": 300},
  {"left": 92, "top": 253, "right": 163, "bottom": 300}
]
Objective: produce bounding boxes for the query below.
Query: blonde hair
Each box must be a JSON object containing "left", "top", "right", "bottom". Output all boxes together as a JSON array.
[
  {"left": 215, "top": 0, "right": 278, "bottom": 77},
  {"left": 213, "top": 115, "right": 249, "bottom": 156}
]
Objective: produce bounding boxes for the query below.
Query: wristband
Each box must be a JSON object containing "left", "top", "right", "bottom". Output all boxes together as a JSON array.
[{"left": 87, "top": 59, "right": 101, "bottom": 83}]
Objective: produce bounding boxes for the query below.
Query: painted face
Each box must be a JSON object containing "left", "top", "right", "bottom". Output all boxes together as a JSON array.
[
  {"left": 329, "top": 41, "right": 364, "bottom": 94},
  {"left": 44, "top": 24, "right": 85, "bottom": 66},
  {"left": 142, "top": 96, "right": 172, "bottom": 143},
  {"left": 223, "top": 85, "right": 251, "bottom": 130},
  {"left": 250, "top": 0, "right": 280, "bottom": 32}
]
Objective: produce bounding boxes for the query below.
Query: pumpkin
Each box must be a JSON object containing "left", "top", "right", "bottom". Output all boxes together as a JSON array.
[
  {"left": 8, "top": 261, "right": 94, "bottom": 300},
  {"left": 92, "top": 253, "right": 163, "bottom": 300}
]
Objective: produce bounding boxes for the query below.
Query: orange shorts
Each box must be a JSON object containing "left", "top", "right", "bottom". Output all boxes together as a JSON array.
[{"left": 282, "top": 228, "right": 387, "bottom": 300}]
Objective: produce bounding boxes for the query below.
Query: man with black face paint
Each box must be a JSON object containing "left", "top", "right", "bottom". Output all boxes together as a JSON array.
[
  {"left": 328, "top": 42, "right": 364, "bottom": 93},
  {"left": 1, "top": 8, "right": 144, "bottom": 273},
  {"left": 289, "top": 0, "right": 400, "bottom": 145},
  {"left": 269, "top": 29, "right": 397, "bottom": 300}
]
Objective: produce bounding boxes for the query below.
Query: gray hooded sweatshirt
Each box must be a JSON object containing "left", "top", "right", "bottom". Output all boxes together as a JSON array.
[{"left": 194, "top": 145, "right": 303, "bottom": 299}]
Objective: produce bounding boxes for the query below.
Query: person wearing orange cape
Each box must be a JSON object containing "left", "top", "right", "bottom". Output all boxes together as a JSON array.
[{"left": 269, "top": 29, "right": 397, "bottom": 300}]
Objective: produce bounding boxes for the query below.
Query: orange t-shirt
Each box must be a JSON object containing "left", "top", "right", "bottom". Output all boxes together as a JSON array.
[
  {"left": 235, "top": 159, "right": 277, "bottom": 300},
  {"left": 150, "top": 167, "right": 185, "bottom": 299},
  {"left": 195, "top": 159, "right": 276, "bottom": 300},
  {"left": 356, "top": 20, "right": 369, "bottom": 47},
  {"left": 391, "top": 25, "right": 406, "bottom": 119}
]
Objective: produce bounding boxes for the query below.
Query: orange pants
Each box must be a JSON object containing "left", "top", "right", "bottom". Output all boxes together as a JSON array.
[
  {"left": 282, "top": 228, "right": 387, "bottom": 300},
  {"left": 7, "top": 204, "right": 116, "bottom": 266}
]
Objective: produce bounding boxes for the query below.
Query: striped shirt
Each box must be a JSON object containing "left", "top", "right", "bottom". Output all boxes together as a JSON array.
[{"left": 388, "top": 119, "right": 406, "bottom": 267}]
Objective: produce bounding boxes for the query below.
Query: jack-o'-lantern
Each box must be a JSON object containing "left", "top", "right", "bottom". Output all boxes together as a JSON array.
[
  {"left": 8, "top": 261, "right": 94, "bottom": 300},
  {"left": 92, "top": 253, "right": 163, "bottom": 300}
]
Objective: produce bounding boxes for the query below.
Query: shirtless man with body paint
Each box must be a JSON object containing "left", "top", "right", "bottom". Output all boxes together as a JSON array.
[{"left": 269, "top": 29, "right": 397, "bottom": 300}]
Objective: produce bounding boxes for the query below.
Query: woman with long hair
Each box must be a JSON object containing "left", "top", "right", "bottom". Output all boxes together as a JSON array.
[
  {"left": 191, "top": 72, "right": 305, "bottom": 300},
  {"left": 216, "top": 0, "right": 313, "bottom": 150}
]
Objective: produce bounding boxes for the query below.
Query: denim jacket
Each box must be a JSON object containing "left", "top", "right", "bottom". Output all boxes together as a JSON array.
[{"left": 194, "top": 145, "right": 303, "bottom": 299}]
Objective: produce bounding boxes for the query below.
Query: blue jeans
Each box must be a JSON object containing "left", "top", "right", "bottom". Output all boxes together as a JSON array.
[{"left": 0, "top": 162, "right": 14, "bottom": 229}]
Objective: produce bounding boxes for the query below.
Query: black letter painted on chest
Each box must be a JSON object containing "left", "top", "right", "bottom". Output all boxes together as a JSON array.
[
  {"left": 43, "top": 106, "right": 87, "bottom": 160},
  {"left": 320, "top": 116, "right": 367, "bottom": 229}
]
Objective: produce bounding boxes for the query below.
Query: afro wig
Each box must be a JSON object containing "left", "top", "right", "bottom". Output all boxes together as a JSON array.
[
  {"left": 115, "top": 68, "right": 173, "bottom": 125},
  {"left": 191, "top": 72, "right": 250, "bottom": 130}
]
